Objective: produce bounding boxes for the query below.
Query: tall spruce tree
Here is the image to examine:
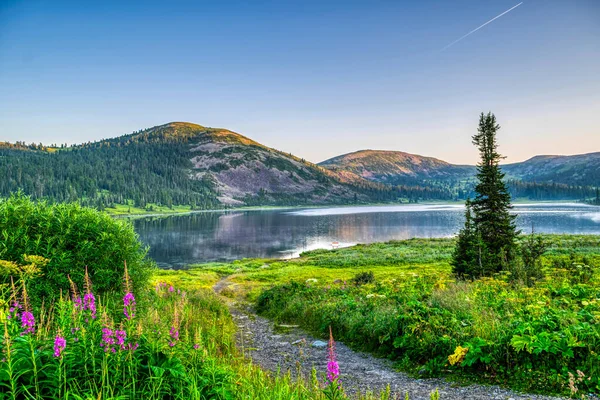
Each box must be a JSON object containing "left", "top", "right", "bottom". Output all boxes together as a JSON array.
[
  {"left": 451, "top": 199, "right": 485, "bottom": 278},
  {"left": 452, "top": 112, "right": 518, "bottom": 277}
]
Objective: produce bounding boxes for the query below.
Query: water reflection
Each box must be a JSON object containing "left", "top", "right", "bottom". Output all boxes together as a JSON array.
[{"left": 132, "top": 203, "right": 600, "bottom": 268}]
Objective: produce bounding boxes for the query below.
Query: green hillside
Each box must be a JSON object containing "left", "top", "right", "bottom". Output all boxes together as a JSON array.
[
  {"left": 0, "top": 123, "right": 452, "bottom": 211},
  {"left": 319, "top": 149, "right": 600, "bottom": 200}
]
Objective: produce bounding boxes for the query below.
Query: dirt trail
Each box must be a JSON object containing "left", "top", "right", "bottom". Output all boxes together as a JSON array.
[{"left": 213, "top": 277, "right": 564, "bottom": 400}]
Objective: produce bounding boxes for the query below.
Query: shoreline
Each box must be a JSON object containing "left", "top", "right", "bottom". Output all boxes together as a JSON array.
[{"left": 107, "top": 198, "right": 590, "bottom": 219}]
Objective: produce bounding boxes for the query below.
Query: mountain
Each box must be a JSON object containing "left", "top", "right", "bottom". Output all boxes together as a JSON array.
[
  {"left": 319, "top": 150, "right": 600, "bottom": 200},
  {"left": 503, "top": 153, "right": 600, "bottom": 187},
  {"left": 4, "top": 123, "right": 596, "bottom": 209},
  {"left": 319, "top": 150, "right": 474, "bottom": 186},
  {"left": 0, "top": 122, "right": 453, "bottom": 210}
]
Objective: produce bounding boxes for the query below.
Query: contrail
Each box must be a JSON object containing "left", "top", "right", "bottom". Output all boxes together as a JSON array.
[{"left": 442, "top": 2, "right": 523, "bottom": 50}]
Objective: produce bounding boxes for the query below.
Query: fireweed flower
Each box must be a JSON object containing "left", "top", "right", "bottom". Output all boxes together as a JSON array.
[
  {"left": 21, "top": 311, "right": 35, "bottom": 334},
  {"left": 53, "top": 336, "right": 66, "bottom": 358},
  {"left": 168, "top": 286, "right": 174, "bottom": 293},
  {"left": 124, "top": 342, "right": 139, "bottom": 351},
  {"left": 168, "top": 326, "right": 179, "bottom": 347},
  {"left": 115, "top": 329, "right": 127, "bottom": 349},
  {"left": 123, "top": 292, "right": 136, "bottom": 320},
  {"left": 8, "top": 301, "right": 21, "bottom": 320},
  {"left": 327, "top": 327, "right": 339, "bottom": 383},
  {"left": 100, "top": 328, "right": 115, "bottom": 352},
  {"left": 73, "top": 296, "right": 83, "bottom": 311},
  {"left": 83, "top": 292, "right": 97, "bottom": 319}
]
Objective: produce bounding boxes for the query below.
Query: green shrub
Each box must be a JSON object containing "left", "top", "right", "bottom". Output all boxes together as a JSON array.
[
  {"left": 257, "top": 272, "right": 600, "bottom": 395},
  {"left": 352, "top": 271, "right": 375, "bottom": 286},
  {"left": 0, "top": 193, "right": 154, "bottom": 305}
]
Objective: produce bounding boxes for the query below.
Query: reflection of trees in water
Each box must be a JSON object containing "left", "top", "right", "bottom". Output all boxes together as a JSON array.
[{"left": 134, "top": 205, "right": 600, "bottom": 267}]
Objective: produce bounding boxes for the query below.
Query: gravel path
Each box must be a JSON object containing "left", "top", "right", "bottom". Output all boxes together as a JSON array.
[{"left": 214, "top": 279, "right": 565, "bottom": 400}]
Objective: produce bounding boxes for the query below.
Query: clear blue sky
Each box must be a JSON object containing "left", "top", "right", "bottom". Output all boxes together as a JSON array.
[{"left": 1, "top": 0, "right": 599, "bottom": 164}]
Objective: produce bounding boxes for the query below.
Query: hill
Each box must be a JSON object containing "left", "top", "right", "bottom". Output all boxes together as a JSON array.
[
  {"left": 319, "top": 150, "right": 600, "bottom": 200},
  {"left": 504, "top": 152, "right": 600, "bottom": 186},
  {"left": 319, "top": 150, "right": 474, "bottom": 185},
  {"left": 0, "top": 122, "right": 452, "bottom": 210}
]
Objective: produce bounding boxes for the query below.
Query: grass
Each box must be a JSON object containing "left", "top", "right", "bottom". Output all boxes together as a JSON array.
[
  {"left": 171, "top": 235, "right": 600, "bottom": 397},
  {"left": 106, "top": 202, "right": 194, "bottom": 216},
  {"left": 6, "top": 234, "right": 598, "bottom": 398},
  {"left": 1, "top": 261, "right": 436, "bottom": 399}
]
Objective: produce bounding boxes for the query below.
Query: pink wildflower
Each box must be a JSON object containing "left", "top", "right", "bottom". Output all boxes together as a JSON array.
[
  {"left": 115, "top": 329, "right": 127, "bottom": 349},
  {"left": 73, "top": 296, "right": 83, "bottom": 311},
  {"left": 8, "top": 301, "right": 21, "bottom": 320},
  {"left": 169, "top": 326, "right": 179, "bottom": 347},
  {"left": 123, "top": 292, "right": 136, "bottom": 320},
  {"left": 100, "top": 328, "right": 115, "bottom": 352},
  {"left": 21, "top": 311, "right": 35, "bottom": 334},
  {"left": 53, "top": 336, "right": 66, "bottom": 358},
  {"left": 327, "top": 326, "right": 340, "bottom": 383},
  {"left": 124, "top": 342, "right": 139, "bottom": 351},
  {"left": 83, "top": 292, "right": 96, "bottom": 319}
]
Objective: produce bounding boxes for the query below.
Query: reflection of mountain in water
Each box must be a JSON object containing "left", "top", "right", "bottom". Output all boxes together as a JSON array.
[{"left": 132, "top": 204, "right": 600, "bottom": 268}]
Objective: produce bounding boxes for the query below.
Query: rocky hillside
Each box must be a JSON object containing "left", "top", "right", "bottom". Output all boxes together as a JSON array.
[
  {"left": 2, "top": 122, "right": 427, "bottom": 209},
  {"left": 319, "top": 150, "right": 474, "bottom": 185},
  {"left": 175, "top": 123, "right": 367, "bottom": 205}
]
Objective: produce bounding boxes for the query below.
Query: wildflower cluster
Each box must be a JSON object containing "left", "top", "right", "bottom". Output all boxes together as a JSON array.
[
  {"left": 123, "top": 292, "right": 136, "bottom": 320},
  {"left": 21, "top": 311, "right": 35, "bottom": 334},
  {"left": 53, "top": 336, "right": 66, "bottom": 358}
]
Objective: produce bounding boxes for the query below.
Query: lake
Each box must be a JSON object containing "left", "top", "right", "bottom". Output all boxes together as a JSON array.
[{"left": 133, "top": 203, "right": 600, "bottom": 268}]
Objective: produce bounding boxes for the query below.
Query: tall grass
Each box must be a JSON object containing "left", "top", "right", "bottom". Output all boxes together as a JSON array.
[
  {"left": 257, "top": 264, "right": 600, "bottom": 396},
  {"left": 0, "top": 266, "right": 438, "bottom": 399}
]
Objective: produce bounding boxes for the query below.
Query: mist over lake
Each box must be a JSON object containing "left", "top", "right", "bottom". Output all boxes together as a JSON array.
[{"left": 134, "top": 203, "right": 600, "bottom": 268}]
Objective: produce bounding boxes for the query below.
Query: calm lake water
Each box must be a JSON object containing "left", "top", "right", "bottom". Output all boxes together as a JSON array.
[{"left": 133, "top": 203, "right": 600, "bottom": 268}]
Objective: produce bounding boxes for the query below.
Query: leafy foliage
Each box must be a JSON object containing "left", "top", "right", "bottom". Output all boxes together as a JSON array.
[
  {"left": 351, "top": 271, "right": 375, "bottom": 286},
  {"left": 246, "top": 236, "right": 600, "bottom": 396},
  {"left": 0, "top": 194, "right": 154, "bottom": 305}
]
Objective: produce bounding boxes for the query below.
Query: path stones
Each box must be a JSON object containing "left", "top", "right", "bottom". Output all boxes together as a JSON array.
[{"left": 311, "top": 340, "right": 327, "bottom": 348}]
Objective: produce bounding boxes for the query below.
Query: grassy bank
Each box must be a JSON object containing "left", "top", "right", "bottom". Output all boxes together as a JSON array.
[
  {"left": 166, "top": 235, "right": 600, "bottom": 397},
  {"left": 2, "top": 269, "right": 411, "bottom": 399},
  {"left": 1, "top": 195, "right": 412, "bottom": 399}
]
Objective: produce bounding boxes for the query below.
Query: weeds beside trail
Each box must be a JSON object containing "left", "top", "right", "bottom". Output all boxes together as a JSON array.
[
  {"left": 156, "top": 235, "right": 600, "bottom": 398},
  {"left": 214, "top": 275, "right": 562, "bottom": 400},
  {"left": 1, "top": 261, "right": 437, "bottom": 399}
]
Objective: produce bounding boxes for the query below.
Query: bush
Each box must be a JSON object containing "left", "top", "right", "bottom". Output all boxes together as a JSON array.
[
  {"left": 0, "top": 193, "right": 154, "bottom": 305},
  {"left": 352, "top": 271, "right": 375, "bottom": 286}
]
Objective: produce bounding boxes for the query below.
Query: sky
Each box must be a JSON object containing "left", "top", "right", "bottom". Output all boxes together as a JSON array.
[{"left": 1, "top": 0, "right": 599, "bottom": 164}]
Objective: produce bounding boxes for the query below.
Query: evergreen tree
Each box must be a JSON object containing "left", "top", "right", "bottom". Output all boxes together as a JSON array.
[
  {"left": 453, "top": 112, "right": 518, "bottom": 278},
  {"left": 451, "top": 199, "right": 485, "bottom": 278}
]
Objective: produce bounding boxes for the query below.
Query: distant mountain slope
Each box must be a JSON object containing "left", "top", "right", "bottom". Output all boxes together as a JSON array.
[
  {"left": 319, "top": 150, "right": 474, "bottom": 185},
  {"left": 504, "top": 153, "right": 600, "bottom": 186},
  {"left": 174, "top": 123, "right": 367, "bottom": 205},
  {"left": 0, "top": 122, "right": 453, "bottom": 209},
  {"left": 320, "top": 150, "right": 600, "bottom": 187}
]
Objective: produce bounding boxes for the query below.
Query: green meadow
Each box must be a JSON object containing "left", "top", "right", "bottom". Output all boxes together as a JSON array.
[{"left": 158, "top": 235, "right": 600, "bottom": 396}]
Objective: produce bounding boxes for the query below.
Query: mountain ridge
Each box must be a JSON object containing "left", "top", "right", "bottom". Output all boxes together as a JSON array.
[
  {"left": 1, "top": 122, "right": 597, "bottom": 210},
  {"left": 319, "top": 149, "right": 600, "bottom": 188},
  {"left": 1, "top": 122, "right": 447, "bottom": 210}
]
